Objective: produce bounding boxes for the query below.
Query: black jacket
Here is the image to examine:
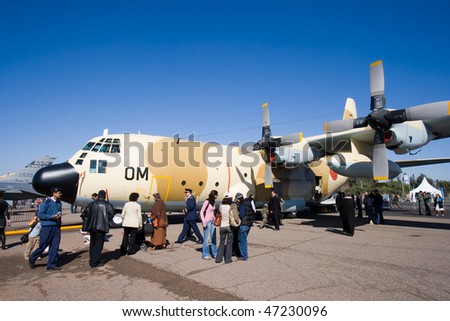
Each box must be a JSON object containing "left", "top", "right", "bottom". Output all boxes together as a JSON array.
[{"left": 81, "top": 199, "right": 115, "bottom": 233}]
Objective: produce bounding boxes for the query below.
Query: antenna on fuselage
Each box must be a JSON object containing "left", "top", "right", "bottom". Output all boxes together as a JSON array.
[{"left": 103, "top": 129, "right": 109, "bottom": 136}]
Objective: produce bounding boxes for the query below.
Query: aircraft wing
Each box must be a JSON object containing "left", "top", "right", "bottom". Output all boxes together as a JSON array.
[
  {"left": 395, "top": 157, "right": 450, "bottom": 168},
  {"left": 0, "top": 182, "right": 45, "bottom": 200}
]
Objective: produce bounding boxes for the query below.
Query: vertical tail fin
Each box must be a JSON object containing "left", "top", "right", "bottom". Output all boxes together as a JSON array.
[{"left": 1, "top": 156, "right": 56, "bottom": 182}]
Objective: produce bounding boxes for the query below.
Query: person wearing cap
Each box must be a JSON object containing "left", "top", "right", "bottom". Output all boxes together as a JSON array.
[
  {"left": 119, "top": 192, "right": 142, "bottom": 255},
  {"left": 238, "top": 192, "right": 257, "bottom": 261},
  {"left": 29, "top": 187, "right": 63, "bottom": 270},
  {"left": 150, "top": 192, "right": 168, "bottom": 249},
  {"left": 175, "top": 188, "right": 203, "bottom": 244},
  {"left": 0, "top": 191, "right": 11, "bottom": 250},
  {"left": 81, "top": 189, "right": 115, "bottom": 267},
  {"left": 215, "top": 193, "right": 234, "bottom": 264}
]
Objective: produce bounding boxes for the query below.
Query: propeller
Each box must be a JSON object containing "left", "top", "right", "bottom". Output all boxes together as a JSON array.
[
  {"left": 324, "top": 60, "right": 450, "bottom": 180},
  {"left": 252, "top": 103, "right": 303, "bottom": 188}
]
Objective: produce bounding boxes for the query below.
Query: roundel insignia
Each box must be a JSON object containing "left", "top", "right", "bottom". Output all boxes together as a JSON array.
[{"left": 329, "top": 169, "right": 338, "bottom": 181}]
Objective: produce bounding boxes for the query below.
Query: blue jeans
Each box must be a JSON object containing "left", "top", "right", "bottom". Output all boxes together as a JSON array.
[
  {"left": 202, "top": 220, "right": 217, "bottom": 258},
  {"left": 238, "top": 225, "right": 251, "bottom": 260}
]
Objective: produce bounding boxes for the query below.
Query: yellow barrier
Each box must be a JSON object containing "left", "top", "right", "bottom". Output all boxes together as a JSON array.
[{"left": 5, "top": 225, "right": 83, "bottom": 236}]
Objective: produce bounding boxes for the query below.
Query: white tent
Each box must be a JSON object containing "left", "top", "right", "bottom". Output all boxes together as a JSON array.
[{"left": 409, "top": 177, "right": 442, "bottom": 202}]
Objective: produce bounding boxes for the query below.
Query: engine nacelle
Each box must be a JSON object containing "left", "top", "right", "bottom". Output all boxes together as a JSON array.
[
  {"left": 327, "top": 153, "right": 402, "bottom": 179},
  {"left": 274, "top": 143, "right": 316, "bottom": 167},
  {"left": 385, "top": 121, "right": 430, "bottom": 155}
]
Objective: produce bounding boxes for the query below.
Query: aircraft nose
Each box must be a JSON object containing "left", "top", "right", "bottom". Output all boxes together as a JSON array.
[{"left": 32, "top": 162, "right": 79, "bottom": 204}]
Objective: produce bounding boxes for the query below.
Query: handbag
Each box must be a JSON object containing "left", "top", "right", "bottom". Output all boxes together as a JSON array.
[
  {"left": 152, "top": 217, "right": 160, "bottom": 229},
  {"left": 214, "top": 211, "right": 222, "bottom": 227},
  {"left": 20, "top": 233, "right": 29, "bottom": 244}
]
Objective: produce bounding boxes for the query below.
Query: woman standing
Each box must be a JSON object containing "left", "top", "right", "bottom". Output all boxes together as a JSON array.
[
  {"left": 0, "top": 191, "right": 11, "bottom": 250},
  {"left": 150, "top": 193, "right": 168, "bottom": 249},
  {"left": 120, "top": 192, "right": 142, "bottom": 255},
  {"left": 199, "top": 190, "right": 218, "bottom": 260},
  {"left": 215, "top": 194, "right": 233, "bottom": 264}
]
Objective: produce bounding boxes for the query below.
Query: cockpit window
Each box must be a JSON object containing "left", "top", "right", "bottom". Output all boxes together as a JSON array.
[
  {"left": 92, "top": 143, "right": 102, "bottom": 152},
  {"left": 82, "top": 142, "right": 95, "bottom": 151},
  {"left": 99, "top": 144, "right": 111, "bottom": 153},
  {"left": 82, "top": 139, "right": 121, "bottom": 153},
  {"left": 111, "top": 144, "right": 120, "bottom": 153}
]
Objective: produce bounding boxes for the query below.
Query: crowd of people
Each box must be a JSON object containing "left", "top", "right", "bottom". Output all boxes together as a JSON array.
[
  {"left": 18, "top": 186, "right": 289, "bottom": 271},
  {"left": 1, "top": 184, "right": 442, "bottom": 271}
]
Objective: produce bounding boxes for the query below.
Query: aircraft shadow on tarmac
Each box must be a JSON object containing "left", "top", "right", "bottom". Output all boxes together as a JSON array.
[{"left": 297, "top": 211, "right": 450, "bottom": 231}]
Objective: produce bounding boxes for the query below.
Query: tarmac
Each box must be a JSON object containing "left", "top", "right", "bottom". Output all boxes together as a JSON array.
[{"left": 1, "top": 204, "right": 449, "bottom": 301}]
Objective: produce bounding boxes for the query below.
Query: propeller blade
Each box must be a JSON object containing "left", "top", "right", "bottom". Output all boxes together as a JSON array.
[
  {"left": 262, "top": 102, "right": 271, "bottom": 142},
  {"left": 372, "top": 128, "right": 389, "bottom": 180},
  {"left": 370, "top": 60, "right": 386, "bottom": 110},
  {"left": 372, "top": 143, "right": 389, "bottom": 181},
  {"left": 404, "top": 101, "right": 450, "bottom": 121},
  {"left": 324, "top": 117, "right": 368, "bottom": 133},
  {"left": 280, "top": 132, "right": 302, "bottom": 145},
  {"left": 324, "top": 119, "right": 355, "bottom": 132},
  {"left": 264, "top": 162, "right": 273, "bottom": 188}
]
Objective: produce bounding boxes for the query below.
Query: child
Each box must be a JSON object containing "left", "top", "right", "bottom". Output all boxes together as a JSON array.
[{"left": 24, "top": 216, "right": 42, "bottom": 260}]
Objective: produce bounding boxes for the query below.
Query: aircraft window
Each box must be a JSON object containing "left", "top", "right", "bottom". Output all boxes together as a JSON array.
[
  {"left": 111, "top": 144, "right": 120, "bottom": 153},
  {"left": 100, "top": 144, "right": 111, "bottom": 153},
  {"left": 105, "top": 138, "right": 113, "bottom": 143},
  {"left": 92, "top": 143, "right": 102, "bottom": 152},
  {"left": 82, "top": 142, "right": 95, "bottom": 151},
  {"left": 98, "top": 160, "right": 107, "bottom": 173},
  {"left": 199, "top": 181, "right": 204, "bottom": 186},
  {"left": 90, "top": 160, "right": 97, "bottom": 173},
  {"left": 181, "top": 180, "right": 186, "bottom": 186},
  {"left": 100, "top": 138, "right": 105, "bottom": 142},
  {"left": 75, "top": 159, "right": 84, "bottom": 165},
  {"left": 79, "top": 153, "right": 87, "bottom": 159},
  {"left": 113, "top": 139, "right": 120, "bottom": 144},
  {"left": 215, "top": 182, "right": 219, "bottom": 187}
]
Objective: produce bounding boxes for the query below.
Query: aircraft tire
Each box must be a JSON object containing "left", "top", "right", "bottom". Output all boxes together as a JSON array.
[{"left": 109, "top": 213, "right": 123, "bottom": 228}]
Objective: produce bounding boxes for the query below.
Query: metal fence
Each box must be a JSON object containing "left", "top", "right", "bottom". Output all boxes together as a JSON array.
[{"left": 7, "top": 202, "right": 73, "bottom": 223}]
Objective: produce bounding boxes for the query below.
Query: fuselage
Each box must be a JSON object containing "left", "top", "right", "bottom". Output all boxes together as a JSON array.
[{"left": 32, "top": 133, "right": 336, "bottom": 212}]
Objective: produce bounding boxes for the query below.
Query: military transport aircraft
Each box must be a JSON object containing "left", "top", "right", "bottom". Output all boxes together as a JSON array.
[
  {"left": 31, "top": 61, "right": 450, "bottom": 225},
  {"left": 0, "top": 156, "right": 56, "bottom": 200}
]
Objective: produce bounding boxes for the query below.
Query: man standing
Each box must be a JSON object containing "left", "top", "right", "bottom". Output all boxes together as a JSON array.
[
  {"left": 341, "top": 192, "right": 356, "bottom": 236},
  {"left": 238, "top": 193, "right": 256, "bottom": 261},
  {"left": 175, "top": 188, "right": 203, "bottom": 244},
  {"left": 373, "top": 189, "right": 385, "bottom": 224},
  {"left": 0, "top": 191, "right": 11, "bottom": 250},
  {"left": 29, "top": 187, "right": 63, "bottom": 270},
  {"left": 81, "top": 190, "right": 115, "bottom": 268},
  {"left": 269, "top": 190, "right": 282, "bottom": 230}
]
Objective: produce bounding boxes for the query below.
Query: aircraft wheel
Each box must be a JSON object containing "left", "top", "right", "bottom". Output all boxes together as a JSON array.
[{"left": 110, "top": 213, "right": 123, "bottom": 228}]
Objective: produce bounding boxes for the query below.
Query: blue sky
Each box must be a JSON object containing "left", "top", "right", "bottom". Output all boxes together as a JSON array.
[{"left": 1, "top": 0, "right": 449, "bottom": 182}]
